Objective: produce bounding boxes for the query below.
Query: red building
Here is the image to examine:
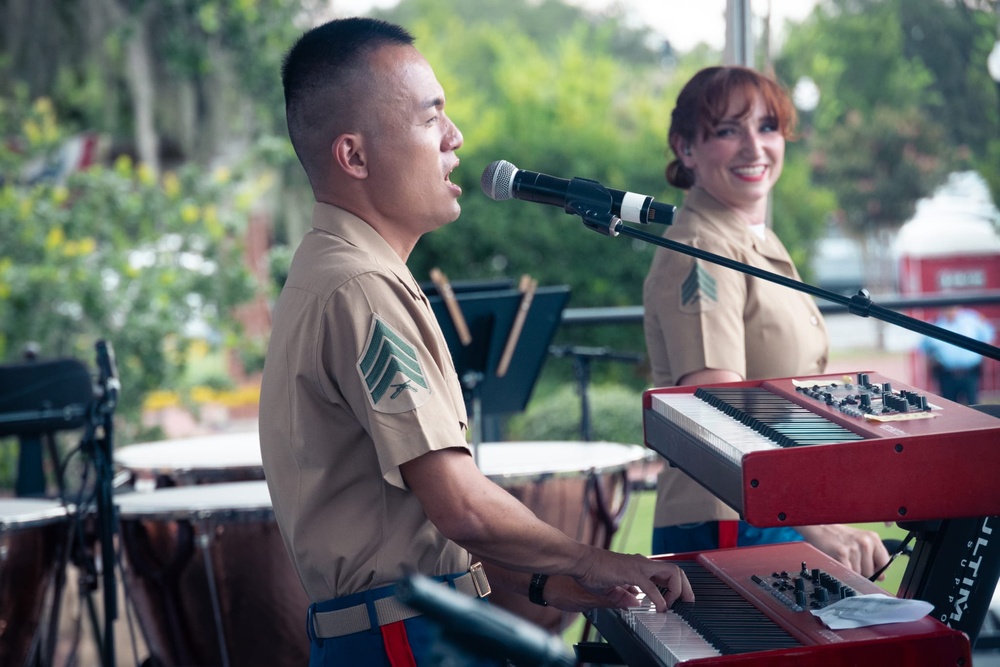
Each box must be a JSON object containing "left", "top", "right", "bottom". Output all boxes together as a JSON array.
[{"left": 896, "top": 172, "right": 1000, "bottom": 401}]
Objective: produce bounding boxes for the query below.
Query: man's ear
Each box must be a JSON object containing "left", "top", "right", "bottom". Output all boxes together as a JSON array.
[{"left": 333, "top": 133, "right": 368, "bottom": 179}]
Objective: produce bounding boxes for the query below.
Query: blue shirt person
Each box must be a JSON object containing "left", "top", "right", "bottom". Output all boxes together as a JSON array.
[{"left": 921, "top": 306, "right": 995, "bottom": 404}]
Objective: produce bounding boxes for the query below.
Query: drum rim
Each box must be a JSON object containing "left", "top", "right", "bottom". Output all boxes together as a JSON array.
[{"left": 0, "top": 498, "right": 70, "bottom": 529}]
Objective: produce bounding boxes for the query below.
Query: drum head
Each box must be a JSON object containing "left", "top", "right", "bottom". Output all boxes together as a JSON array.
[
  {"left": 114, "top": 480, "right": 273, "bottom": 521},
  {"left": 477, "top": 441, "right": 648, "bottom": 483},
  {"left": 115, "top": 432, "right": 263, "bottom": 489}
]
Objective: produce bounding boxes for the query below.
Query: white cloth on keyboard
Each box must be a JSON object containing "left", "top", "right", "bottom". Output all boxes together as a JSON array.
[{"left": 812, "top": 594, "right": 934, "bottom": 629}]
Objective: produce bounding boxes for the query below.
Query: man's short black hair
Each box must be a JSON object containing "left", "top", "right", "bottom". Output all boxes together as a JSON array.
[{"left": 282, "top": 18, "right": 414, "bottom": 181}]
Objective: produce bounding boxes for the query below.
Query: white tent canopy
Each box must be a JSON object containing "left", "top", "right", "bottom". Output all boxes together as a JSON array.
[{"left": 894, "top": 171, "right": 1000, "bottom": 259}]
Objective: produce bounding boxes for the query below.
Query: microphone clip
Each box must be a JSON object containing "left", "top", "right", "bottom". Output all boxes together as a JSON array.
[{"left": 564, "top": 178, "right": 621, "bottom": 237}]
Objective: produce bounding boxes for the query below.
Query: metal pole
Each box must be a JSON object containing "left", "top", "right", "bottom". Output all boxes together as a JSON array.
[{"left": 724, "top": 0, "right": 754, "bottom": 67}]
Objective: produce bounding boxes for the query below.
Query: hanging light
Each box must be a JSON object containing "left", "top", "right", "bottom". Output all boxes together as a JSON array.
[
  {"left": 793, "top": 76, "right": 820, "bottom": 112},
  {"left": 988, "top": 40, "right": 1000, "bottom": 83}
]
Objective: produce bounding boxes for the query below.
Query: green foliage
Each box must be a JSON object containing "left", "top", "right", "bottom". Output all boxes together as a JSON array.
[
  {"left": 0, "top": 95, "right": 259, "bottom": 432},
  {"left": 505, "top": 383, "right": 645, "bottom": 446},
  {"left": 772, "top": 148, "right": 839, "bottom": 279},
  {"left": 775, "top": 0, "right": 999, "bottom": 236},
  {"left": 815, "top": 105, "right": 948, "bottom": 232}
]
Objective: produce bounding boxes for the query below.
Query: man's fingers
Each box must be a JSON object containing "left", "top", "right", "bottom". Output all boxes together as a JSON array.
[
  {"left": 637, "top": 579, "right": 667, "bottom": 612},
  {"left": 640, "top": 564, "right": 695, "bottom": 611},
  {"left": 655, "top": 568, "right": 695, "bottom": 605}
]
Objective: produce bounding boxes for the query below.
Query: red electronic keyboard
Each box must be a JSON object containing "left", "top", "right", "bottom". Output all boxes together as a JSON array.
[
  {"left": 588, "top": 541, "right": 971, "bottom": 666},
  {"left": 643, "top": 371, "right": 1000, "bottom": 527}
]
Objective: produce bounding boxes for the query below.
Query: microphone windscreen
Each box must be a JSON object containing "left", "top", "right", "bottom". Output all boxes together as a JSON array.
[{"left": 480, "top": 160, "right": 517, "bottom": 201}]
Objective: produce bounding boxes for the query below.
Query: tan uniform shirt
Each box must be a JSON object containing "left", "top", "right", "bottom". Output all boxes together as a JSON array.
[
  {"left": 643, "top": 187, "right": 829, "bottom": 527},
  {"left": 259, "top": 203, "right": 471, "bottom": 603}
]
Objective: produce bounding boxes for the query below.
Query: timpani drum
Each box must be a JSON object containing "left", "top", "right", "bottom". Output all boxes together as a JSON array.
[
  {"left": 477, "top": 441, "right": 651, "bottom": 634},
  {"left": 114, "top": 432, "right": 263, "bottom": 491},
  {"left": 115, "top": 481, "right": 309, "bottom": 667},
  {"left": 0, "top": 498, "right": 70, "bottom": 667}
]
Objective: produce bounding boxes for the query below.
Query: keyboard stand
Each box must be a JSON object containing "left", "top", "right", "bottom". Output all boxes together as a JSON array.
[
  {"left": 896, "top": 515, "right": 1000, "bottom": 648},
  {"left": 896, "top": 405, "right": 1000, "bottom": 647}
]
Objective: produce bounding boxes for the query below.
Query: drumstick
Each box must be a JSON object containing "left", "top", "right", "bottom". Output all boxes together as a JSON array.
[
  {"left": 430, "top": 267, "right": 472, "bottom": 345},
  {"left": 496, "top": 275, "right": 537, "bottom": 378}
]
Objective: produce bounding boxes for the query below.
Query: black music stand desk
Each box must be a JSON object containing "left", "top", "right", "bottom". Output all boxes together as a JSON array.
[{"left": 427, "top": 285, "right": 570, "bottom": 450}]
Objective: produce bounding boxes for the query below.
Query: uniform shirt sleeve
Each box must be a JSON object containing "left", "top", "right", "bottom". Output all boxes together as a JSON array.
[
  {"left": 321, "top": 270, "right": 469, "bottom": 489},
  {"left": 645, "top": 234, "right": 750, "bottom": 382}
]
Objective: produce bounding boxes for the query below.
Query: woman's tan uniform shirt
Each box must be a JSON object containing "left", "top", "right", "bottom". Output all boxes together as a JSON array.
[
  {"left": 259, "top": 203, "right": 471, "bottom": 603},
  {"left": 643, "top": 186, "right": 829, "bottom": 529}
]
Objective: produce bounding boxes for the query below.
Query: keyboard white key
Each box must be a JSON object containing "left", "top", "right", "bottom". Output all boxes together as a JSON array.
[
  {"left": 651, "top": 393, "right": 778, "bottom": 465},
  {"left": 616, "top": 602, "right": 721, "bottom": 666}
]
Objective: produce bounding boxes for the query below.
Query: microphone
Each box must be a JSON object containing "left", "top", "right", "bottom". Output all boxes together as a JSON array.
[
  {"left": 395, "top": 572, "right": 575, "bottom": 667},
  {"left": 481, "top": 159, "right": 675, "bottom": 226}
]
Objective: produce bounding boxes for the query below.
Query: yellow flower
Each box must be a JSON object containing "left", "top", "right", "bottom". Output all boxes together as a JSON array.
[
  {"left": 63, "top": 237, "right": 97, "bottom": 257},
  {"left": 212, "top": 166, "right": 231, "bottom": 184},
  {"left": 137, "top": 163, "right": 156, "bottom": 185},
  {"left": 18, "top": 197, "right": 34, "bottom": 220},
  {"left": 219, "top": 385, "right": 261, "bottom": 408},
  {"left": 191, "top": 386, "right": 217, "bottom": 404},
  {"left": 203, "top": 205, "right": 219, "bottom": 226},
  {"left": 235, "top": 190, "right": 255, "bottom": 211},
  {"left": 45, "top": 227, "right": 65, "bottom": 250},
  {"left": 52, "top": 186, "right": 69, "bottom": 206},
  {"left": 180, "top": 203, "right": 200, "bottom": 224},
  {"left": 0, "top": 258, "right": 11, "bottom": 298},
  {"left": 143, "top": 390, "right": 180, "bottom": 410},
  {"left": 114, "top": 154, "right": 133, "bottom": 177},
  {"left": 163, "top": 172, "right": 181, "bottom": 199},
  {"left": 33, "top": 97, "right": 53, "bottom": 115},
  {"left": 23, "top": 119, "right": 41, "bottom": 144}
]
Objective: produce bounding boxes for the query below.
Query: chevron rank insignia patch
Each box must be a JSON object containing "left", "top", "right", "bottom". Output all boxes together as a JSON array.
[
  {"left": 679, "top": 261, "right": 718, "bottom": 313},
  {"left": 357, "top": 316, "right": 431, "bottom": 413}
]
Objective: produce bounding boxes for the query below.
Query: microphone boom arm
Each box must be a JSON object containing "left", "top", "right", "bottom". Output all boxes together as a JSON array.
[
  {"left": 587, "top": 218, "right": 1000, "bottom": 362},
  {"left": 564, "top": 177, "right": 622, "bottom": 237}
]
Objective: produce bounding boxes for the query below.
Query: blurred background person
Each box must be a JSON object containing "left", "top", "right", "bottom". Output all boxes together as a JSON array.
[
  {"left": 921, "top": 305, "right": 995, "bottom": 404},
  {"left": 642, "top": 65, "right": 889, "bottom": 578}
]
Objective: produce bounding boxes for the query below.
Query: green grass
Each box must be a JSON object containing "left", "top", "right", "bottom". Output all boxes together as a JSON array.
[{"left": 561, "top": 489, "right": 912, "bottom": 646}]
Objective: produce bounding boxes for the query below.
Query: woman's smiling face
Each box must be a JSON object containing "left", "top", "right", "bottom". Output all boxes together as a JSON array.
[{"left": 683, "top": 91, "right": 785, "bottom": 221}]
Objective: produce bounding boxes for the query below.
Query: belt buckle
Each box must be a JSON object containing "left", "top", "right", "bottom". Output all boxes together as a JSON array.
[{"left": 469, "top": 561, "right": 491, "bottom": 598}]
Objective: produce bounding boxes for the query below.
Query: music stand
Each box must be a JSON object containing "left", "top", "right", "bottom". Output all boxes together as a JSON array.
[
  {"left": 0, "top": 357, "right": 93, "bottom": 439},
  {"left": 427, "top": 285, "right": 570, "bottom": 459},
  {"left": 0, "top": 344, "right": 121, "bottom": 667}
]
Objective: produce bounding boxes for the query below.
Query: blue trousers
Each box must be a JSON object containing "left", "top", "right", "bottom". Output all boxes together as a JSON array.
[
  {"left": 306, "top": 578, "right": 508, "bottom": 667},
  {"left": 652, "top": 521, "right": 803, "bottom": 555}
]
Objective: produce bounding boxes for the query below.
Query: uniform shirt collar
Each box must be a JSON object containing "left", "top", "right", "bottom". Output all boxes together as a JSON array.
[
  {"left": 310, "top": 202, "right": 424, "bottom": 299},
  {"left": 684, "top": 186, "right": 784, "bottom": 259}
]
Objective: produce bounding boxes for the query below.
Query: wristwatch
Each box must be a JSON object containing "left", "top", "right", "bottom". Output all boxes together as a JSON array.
[{"left": 529, "top": 573, "right": 549, "bottom": 606}]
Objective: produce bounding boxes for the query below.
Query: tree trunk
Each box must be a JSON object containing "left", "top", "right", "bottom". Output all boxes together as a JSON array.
[
  {"left": 123, "top": 4, "right": 160, "bottom": 175},
  {"left": 99, "top": 0, "right": 160, "bottom": 174}
]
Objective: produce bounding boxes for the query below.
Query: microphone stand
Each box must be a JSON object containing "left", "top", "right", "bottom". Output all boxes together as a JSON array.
[
  {"left": 80, "top": 340, "right": 121, "bottom": 667},
  {"left": 560, "top": 179, "right": 1000, "bottom": 362},
  {"left": 549, "top": 345, "right": 643, "bottom": 442}
]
